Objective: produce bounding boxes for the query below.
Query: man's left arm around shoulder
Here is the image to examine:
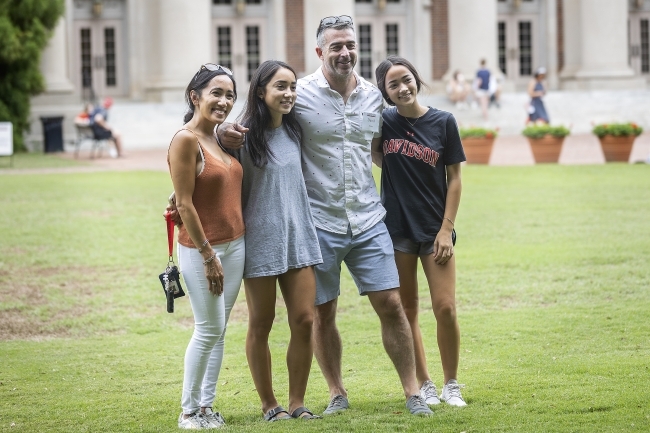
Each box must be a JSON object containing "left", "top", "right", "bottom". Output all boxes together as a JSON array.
[{"left": 371, "top": 137, "right": 383, "bottom": 168}]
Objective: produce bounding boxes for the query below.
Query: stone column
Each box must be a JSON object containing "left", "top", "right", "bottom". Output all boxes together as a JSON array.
[
  {"left": 544, "top": 0, "right": 559, "bottom": 90},
  {"left": 40, "top": 17, "right": 74, "bottom": 94},
  {"left": 563, "top": 0, "right": 644, "bottom": 89},
  {"left": 447, "top": 0, "right": 498, "bottom": 81},
  {"left": 303, "top": 0, "right": 355, "bottom": 74},
  {"left": 576, "top": 0, "right": 632, "bottom": 78},
  {"left": 147, "top": 0, "right": 212, "bottom": 102}
]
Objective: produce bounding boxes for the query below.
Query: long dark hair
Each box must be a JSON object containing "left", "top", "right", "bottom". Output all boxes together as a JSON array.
[
  {"left": 183, "top": 66, "right": 237, "bottom": 123},
  {"left": 237, "top": 60, "right": 302, "bottom": 167},
  {"left": 375, "top": 55, "right": 427, "bottom": 106}
]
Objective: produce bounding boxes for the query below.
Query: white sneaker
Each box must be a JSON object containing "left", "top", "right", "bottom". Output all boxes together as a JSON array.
[
  {"left": 202, "top": 407, "right": 225, "bottom": 428},
  {"left": 440, "top": 379, "right": 467, "bottom": 407},
  {"left": 178, "top": 411, "right": 211, "bottom": 429},
  {"left": 419, "top": 380, "right": 440, "bottom": 405}
]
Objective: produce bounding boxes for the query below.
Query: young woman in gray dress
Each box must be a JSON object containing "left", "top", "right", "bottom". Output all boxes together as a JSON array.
[{"left": 235, "top": 60, "right": 322, "bottom": 421}]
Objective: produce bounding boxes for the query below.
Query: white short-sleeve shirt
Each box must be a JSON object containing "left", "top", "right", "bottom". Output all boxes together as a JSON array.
[{"left": 295, "top": 67, "right": 385, "bottom": 235}]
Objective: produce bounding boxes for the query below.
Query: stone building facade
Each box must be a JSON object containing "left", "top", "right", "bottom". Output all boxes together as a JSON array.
[{"left": 35, "top": 0, "right": 650, "bottom": 105}]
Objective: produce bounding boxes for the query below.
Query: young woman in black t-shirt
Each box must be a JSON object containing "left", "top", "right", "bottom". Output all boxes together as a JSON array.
[{"left": 374, "top": 56, "right": 467, "bottom": 408}]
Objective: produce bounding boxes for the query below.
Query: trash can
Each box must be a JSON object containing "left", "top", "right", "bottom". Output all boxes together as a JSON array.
[{"left": 40, "top": 116, "right": 65, "bottom": 153}]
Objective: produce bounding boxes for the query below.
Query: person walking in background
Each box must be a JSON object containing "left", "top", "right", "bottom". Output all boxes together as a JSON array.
[
  {"left": 90, "top": 97, "right": 125, "bottom": 157},
  {"left": 218, "top": 15, "right": 432, "bottom": 417},
  {"left": 474, "top": 59, "right": 491, "bottom": 120},
  {"left": 527, "top": 67, "right": 549, "bottom": 124},
  {"left": 374, "top": 56, "right": 468, "bottom": 408},
  {"left": 167, "top": 63, "right": 245, "bottom": 429},
  {"left": 236, "top": 60, "right": 322, "bottom": 422}
]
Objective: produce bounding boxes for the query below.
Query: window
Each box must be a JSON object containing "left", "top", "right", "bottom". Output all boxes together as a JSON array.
[
  {"left": 386, "top": 24, "right": 399, "bottom": 56},
  {"left": 246, "top": 25, "right": 260, "bottom": 82},
  {"left": 217, "top": 27, "right": 233, "bottom": 71},
  {"left": 104, "top": 27, "right": 116, "bottom": 86},
  {"left": 358, "top": 24, "right": 372, "bottom": 79},
  {"left": 518, "top": 21, "right": 532, "bottom": 76},
  {"left": 642, "top": 19, "right": 649, "bottom": 73},
  {"left": 80, "top": 28, "right": 92, "bottom": 88},
  {"left": 498, "top": 22, "right": 506, "bottom": 75}
]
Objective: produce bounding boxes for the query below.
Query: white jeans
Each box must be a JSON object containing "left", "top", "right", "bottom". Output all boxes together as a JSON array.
[{"left": 178, "top": 236, "right": 245, "bottom": 414}]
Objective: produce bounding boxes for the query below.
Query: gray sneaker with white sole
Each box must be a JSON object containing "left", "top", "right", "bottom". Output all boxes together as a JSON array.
[
  {"left": 323, "top": 395, "right": 349, "bottom": 415},
  {"left": 406, "top": 395, "right": 434, "bottom": 416}
]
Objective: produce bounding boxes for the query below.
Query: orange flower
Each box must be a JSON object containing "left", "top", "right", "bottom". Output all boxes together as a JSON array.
[{"left": 486, "top": 132, "right": 494, "bottom": 139}]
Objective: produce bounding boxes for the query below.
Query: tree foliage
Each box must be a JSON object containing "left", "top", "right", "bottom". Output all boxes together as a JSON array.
[{"left": 0, "top": 0, "right": 64, "bottom": 151}]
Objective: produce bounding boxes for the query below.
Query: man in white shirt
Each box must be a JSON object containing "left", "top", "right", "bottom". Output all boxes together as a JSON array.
[{"left": 219, "top": 16, "right": 431, "bottom": 417}]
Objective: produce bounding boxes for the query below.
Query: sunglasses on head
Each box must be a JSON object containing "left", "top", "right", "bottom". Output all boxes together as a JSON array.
[
  {"left": 317, "top": 15, "right": 354, "bottom": 37},
  {"left": 193, "top": 63, "right": 233, "bottom": 82}
]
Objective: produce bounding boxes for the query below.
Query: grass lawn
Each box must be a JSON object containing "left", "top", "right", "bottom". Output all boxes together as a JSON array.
[
  {"left": 0, "top": 164, "right": 649, "bottom": 432},
  {"left": 0, "top": 152, "right": 89, "bottom": 170}
]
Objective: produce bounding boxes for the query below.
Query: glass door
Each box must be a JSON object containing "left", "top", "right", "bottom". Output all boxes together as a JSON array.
[
  {"left": 213, "top": 18, "right": 266, "bottom": 87},
  {"left": 497, "top": 14, "right": 538, "bottom": 82},
  {"left": 354, "top": 18, "right": 405, "bottom": 81},
  {"left": 629, "top": 12, "right": 650, "bottom": 76},
  {"left": 74, "top": 20, "right": 126, "bottom": 99}
]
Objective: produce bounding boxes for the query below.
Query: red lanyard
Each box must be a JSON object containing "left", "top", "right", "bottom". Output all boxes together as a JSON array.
[{"left": 165, "top": 212, "right": 174, "bottom": 259}]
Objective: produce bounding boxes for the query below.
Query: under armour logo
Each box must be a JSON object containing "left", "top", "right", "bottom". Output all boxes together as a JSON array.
[{"left": 406, "top": 131, "right": 415, "bottom": 137}]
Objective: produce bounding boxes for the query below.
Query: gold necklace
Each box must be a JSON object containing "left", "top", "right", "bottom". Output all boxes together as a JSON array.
[{"left": 401, "top": 107, "right": 427, "bottom": 128}]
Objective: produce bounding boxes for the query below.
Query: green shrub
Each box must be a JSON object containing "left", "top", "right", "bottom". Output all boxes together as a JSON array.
[
  {"left": 522, "top": 124, "right": 571, "bottom": 139},
  {"left": 0, "top": 0, "right": 65, "bottom": 152},
  {"left": 592, "top": 122, "right": 643, "bottom": 138},
  {"left": 459, "top": 127, "right": 498, "bottom": 139}
]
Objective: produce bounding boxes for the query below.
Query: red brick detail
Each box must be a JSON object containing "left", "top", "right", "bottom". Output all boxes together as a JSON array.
[
  {"left": 285, "top": 0, "right": 305, "bottom": 75},
  {"left": 557, "top": 0, "right": 564, "bottom": 71},
  {"left": 431, "top": 0, "right": 449, "bottom": 80}
]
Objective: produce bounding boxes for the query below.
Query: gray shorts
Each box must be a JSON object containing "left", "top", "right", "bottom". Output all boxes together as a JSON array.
[{"left": 314, "top": 221, "right": 400, "bottom": 306}]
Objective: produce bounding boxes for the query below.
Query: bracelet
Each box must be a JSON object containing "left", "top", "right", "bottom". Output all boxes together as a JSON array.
[
  {"left": 444, "top": 217, "right": 455, "bottom": 226},
  {"left": 203, "top": 254, "right": 217, "bottom": 265},
  {"left": 198, "top": 239, "right": 210, "bottom": 253}
]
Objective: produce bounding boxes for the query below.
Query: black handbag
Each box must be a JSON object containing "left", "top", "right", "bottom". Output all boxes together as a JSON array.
[{"left": 160, "top": 212, "right": 185, "bottom": 313}]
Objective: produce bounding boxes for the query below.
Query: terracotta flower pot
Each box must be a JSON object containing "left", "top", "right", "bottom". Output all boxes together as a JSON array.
[
  {"left": 598, "top": 135, "right": 636, "bottom": 162},
  {"left": 462, "top": 137, "right": 495, "bottom": 164},
  {"left": 527, "top": 135, "right": 565, "bottom": 163}
]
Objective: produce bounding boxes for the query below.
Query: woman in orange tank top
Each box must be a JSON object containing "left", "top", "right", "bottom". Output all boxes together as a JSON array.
[{"left": 167, "top": 64, "right": 245, "bottom": 429}]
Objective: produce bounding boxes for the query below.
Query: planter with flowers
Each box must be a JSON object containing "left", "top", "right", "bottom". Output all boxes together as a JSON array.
[
  {"left": 592, "top": 122, "right": 643, "bottom": 162},
  {"left": 460, "top": 127, "right": 498, "bottom": 164},
  {"left": 522, "top": 124, "right": 571, "bottom": 163}
]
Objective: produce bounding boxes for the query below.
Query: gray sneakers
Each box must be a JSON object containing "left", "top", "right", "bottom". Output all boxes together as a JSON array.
[
  {"left": 406, "top": 395, "right": 434, "bottom": 415},
  {"left": 323, "top": 394, "right": 349, "bottom": 415},
  {"left": 440, "top": 379, "right": 467, "bottom": 407},
  {"left": 177, "top": 412, "right": 211, "bottom": 429},
  {"left": 420, "top": 380, "right": 441, "bottom": 405},
  {"left": 202, "top": 407, "right": 226, "bottom": 428}
]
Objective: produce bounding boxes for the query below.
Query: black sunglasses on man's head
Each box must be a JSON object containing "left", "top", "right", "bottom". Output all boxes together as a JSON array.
[{"left": 316, "top": 15, "right": 354, "bottom": 37}]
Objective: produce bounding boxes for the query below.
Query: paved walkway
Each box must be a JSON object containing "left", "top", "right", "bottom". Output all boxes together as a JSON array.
[{"left": 2, "top": 131, "right": 647, "bottom": 176}]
